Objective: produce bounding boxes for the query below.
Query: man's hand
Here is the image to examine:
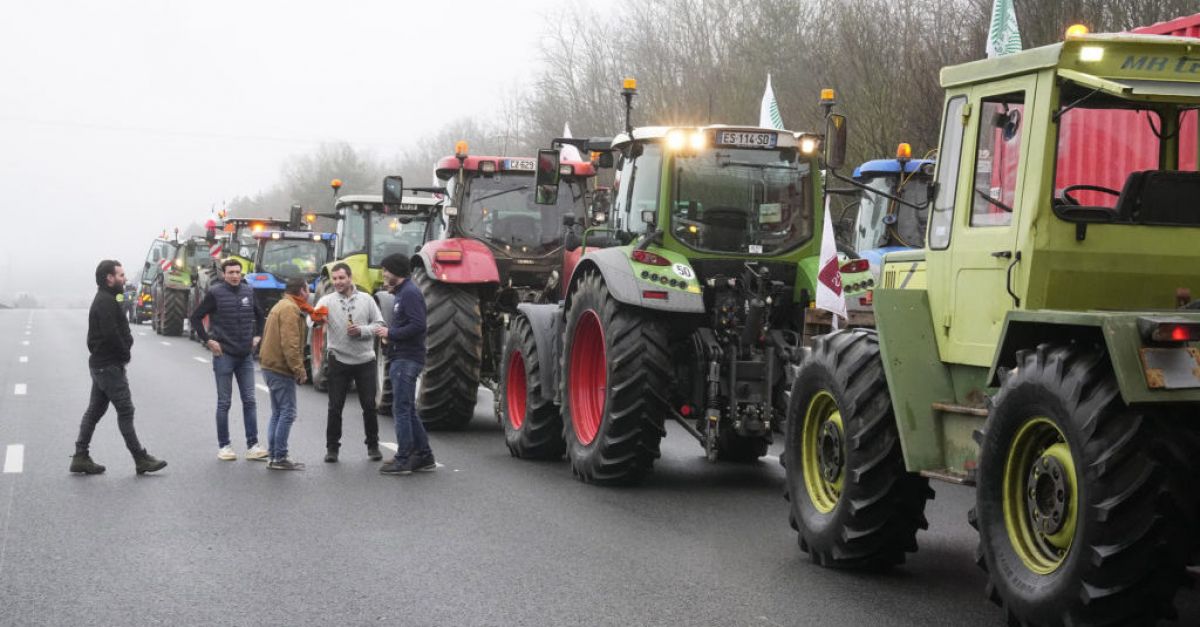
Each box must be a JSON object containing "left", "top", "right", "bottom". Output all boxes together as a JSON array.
[
  {"left": 206, "top": 339, "right": 223, "bottom": 356},
  {"left": 373, "top": 326, "right": 388, "bottom": 338},
  {"left": 296, "top": 372, "right": 308, "bottom": 384},
  {"left": 348, "top": 323, "right": 360, "bottom": 337},
  {"left": 252, "top": 336, "right": 261, "bottom": 349}
]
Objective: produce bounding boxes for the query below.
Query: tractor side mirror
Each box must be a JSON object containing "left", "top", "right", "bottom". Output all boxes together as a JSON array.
[
  {"left": 382, "top": 175, "right": 405, "bottom": 208},
  {"left": 535, "top": 149, "right": 560, "bottom": 205},
  {"left": 824, "top": 113, "right": 847, "bottom": 170},
  {"left": 641, "top": 210, "right": 656, "bottom": 225},
  {"left": 288, "top": 204, "right": 303, "bottom": 229},
  {"left": 596, "top": 151, "right": 615, "bottom": 168}
]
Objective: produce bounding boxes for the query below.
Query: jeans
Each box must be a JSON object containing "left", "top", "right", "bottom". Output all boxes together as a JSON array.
[
  {"left": 76, "top": 364, "right": 143, "bottom": 456},
  {"left": 389, "top": 358, "right": 430, "bottom": 461},
  {"left": 263, "top": 370, "right": 297, "bottom": 461},
  {"left": 213, "top": 353, "right": 258, "bottom": 448},
  {"left": 325, "top": 355, "right": 379, "bottom": 450}
]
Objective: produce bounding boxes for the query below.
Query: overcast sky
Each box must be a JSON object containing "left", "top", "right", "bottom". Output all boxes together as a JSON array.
[{"left": 1, "top": 0, "right": 595, "bottom": 305}]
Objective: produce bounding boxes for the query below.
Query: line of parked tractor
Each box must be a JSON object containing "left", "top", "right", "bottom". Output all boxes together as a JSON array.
[{"left": 126, "top": 26, "right": 1200, "bottom": 627}]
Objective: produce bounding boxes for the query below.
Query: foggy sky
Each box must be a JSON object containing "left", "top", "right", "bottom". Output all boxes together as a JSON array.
[{"left": 0, "top": 0, "right": 586, "bottom": 305}]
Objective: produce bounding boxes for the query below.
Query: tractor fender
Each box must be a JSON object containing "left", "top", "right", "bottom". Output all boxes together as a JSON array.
[
  {"left": 415, "top": 239, "right": 500, "bottom": 284},
  {"left": 375, "top": 290, "right": 396, "bottom": 328},
  {"left": 567, "top": 247, "right": 705, "bottom": 314},
  {"left": 516, "top": 302, "right": 565, "bottom": 405}
]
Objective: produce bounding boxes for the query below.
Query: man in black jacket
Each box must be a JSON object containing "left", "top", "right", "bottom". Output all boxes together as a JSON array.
[{"left": 71, "top": 260, "right": 168, "bottom": 475}]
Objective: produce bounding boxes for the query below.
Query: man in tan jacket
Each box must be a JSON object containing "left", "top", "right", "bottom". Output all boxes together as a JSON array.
[{"left": 259, "top": 278, "right": 310, "bottom": 470}]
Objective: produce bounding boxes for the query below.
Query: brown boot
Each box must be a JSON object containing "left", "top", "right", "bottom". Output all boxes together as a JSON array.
[{"left": 69, "top": 453, "right": 106, "bottom": 475}]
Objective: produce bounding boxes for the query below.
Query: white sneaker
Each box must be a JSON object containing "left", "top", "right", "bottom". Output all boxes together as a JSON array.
[
  {"left": 245, "top": 444, "right": 269, "bottom": 461},
  {"left": 217, "top": 446, "right": 237, "bottom": 461}
]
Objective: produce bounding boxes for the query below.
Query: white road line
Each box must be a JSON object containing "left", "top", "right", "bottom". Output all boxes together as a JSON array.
[
  {"left": 160, "top": 341, "right": 172, "bottom": 346},
  {"left": 13, "top": 384, "right": 26, "bottom": 396},
  {"left": 138, "top": 332, "right": 147, "bottom": 336},
  {"left": 193, "top": 356, "right": 209, "bottom": 363},
  {"left": 2, "top": 445, "right": 23, "bottom": 474},
  {"left": 20, "top": 341, "right": 28, "bottom": 346},
  {"left": 256, "top": 383, "right": 269, "bottom": 393},
  {"left": 18, "top": 357, "right": 27, "bottom": 363},
  {"left": 23, "top": 331, "right": 29, "bottom": 336}
]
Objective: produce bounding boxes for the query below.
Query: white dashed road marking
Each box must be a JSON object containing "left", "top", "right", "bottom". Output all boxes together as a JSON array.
[
  {"left": 138, "top": 332, "right": 146, "bottom": 336},
  {"left": 18, "top": 357, "right": 27, "bottom": 363},
  {"left": 160, "top": 341, "right": 172, "bottom": 346},
  {"left": 2, "top": 445, "right": 23, "bottom": 474},
  {"left": 13, "top": 384, "right": 26, "bottom": 396},
  {"left": 193, "top": 356, "right": 209, "bottom": 363},
  {"left": 20, "top": 341, "right": 28, "bottom": 346}
]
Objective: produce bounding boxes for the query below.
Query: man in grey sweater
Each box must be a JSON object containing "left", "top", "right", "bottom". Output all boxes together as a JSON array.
[{"left": 315, "top": 263, "right": 386, "bottom": 462}]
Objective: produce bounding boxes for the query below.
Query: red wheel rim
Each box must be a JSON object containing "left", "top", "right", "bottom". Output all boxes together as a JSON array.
[
  {"left": 312, "top": 326, "right": 325, "bottom": 372},
  {"left": 568, "top": 310, "right": 606, "bottom": 445},
  {"left": 506, "top": 351, "right": 527, "bottom": 429}
]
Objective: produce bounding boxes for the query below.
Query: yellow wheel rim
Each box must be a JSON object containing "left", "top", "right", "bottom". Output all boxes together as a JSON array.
[
  {"left": 802, "top": 391, "right": 846, "bottom": 514},
  {"left": 1002, "top": 417, "right": 1078, "bottom": 575}
]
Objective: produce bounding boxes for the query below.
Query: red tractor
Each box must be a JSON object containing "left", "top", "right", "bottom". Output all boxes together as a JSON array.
[{"left": 401, "top": 142, "right": 600, "bottom": 430}]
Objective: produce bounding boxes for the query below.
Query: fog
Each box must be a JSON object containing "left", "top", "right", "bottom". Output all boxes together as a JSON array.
[{"left": 0, "top": 0, "right": 575, "bottom": 306}]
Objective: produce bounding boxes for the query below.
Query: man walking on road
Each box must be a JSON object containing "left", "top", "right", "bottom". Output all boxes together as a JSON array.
[
  {"left": 70, "top": 260, "right": 168, "bottom": 475},
  {"left": 259, "top": 278, "right": 310, "bottom": 470},
  {"left": 375, "top": 254, "right": 436, "bottom": 475},
  {"left": 314, "top": 263, "right": 385, "bottom": 463},
  {"left": 189, "top": 258, "right": 268, "bottom": 461}
]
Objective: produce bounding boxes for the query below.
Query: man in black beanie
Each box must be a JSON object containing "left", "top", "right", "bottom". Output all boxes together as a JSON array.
[
  {"left": 71, "top": 260, "right": 168, "bottom": 475},
  {"left": 375, "top": 254, "right": 436, "bottom": 475}
]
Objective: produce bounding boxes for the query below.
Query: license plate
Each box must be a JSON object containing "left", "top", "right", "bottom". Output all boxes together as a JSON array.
[
  {"left": 717, "top": 131, "right": 778, "bottom": 149},
  {"left": 503, "top": 159, "right": 536, "bottom": 171}
]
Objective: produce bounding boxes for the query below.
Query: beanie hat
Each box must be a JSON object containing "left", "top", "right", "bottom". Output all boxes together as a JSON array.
[{"left": 381, "top": 254, "right": 410, "bottom": 278}]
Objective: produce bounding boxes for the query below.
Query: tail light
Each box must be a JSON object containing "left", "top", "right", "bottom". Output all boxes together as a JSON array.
[
  {"left": 434, "top": 249, "right": 463, "bottom": 264},
  {"left": 1139, "top": 317, "right": 1200, "bottom": 343},
  {"left": 632, "top": 250, "right": 671, "bottom": 266},
  {"left": 840, "top": 259, "right": 869, "bottom": 274},
  {"left": 642, "top": 290, "right": 668, "bottom": 300}
]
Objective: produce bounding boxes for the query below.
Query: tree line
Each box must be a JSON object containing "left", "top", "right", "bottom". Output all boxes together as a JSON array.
[{"left": 228, "top": 0, "right": 1199, "bottom": 220}]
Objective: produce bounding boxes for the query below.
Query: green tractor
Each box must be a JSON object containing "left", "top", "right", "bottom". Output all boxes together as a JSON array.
[
  {"left": 498, "top": 79, "right": 823, "bottom": 483},
  {"left": 133, "top": 236, "right": 178, "bottom": 326},
  {"left": 783, "top": 30, "right": 1200, "bottom": 626},
  {"left": 150, "top": 235, "right": 213, "bottom": 336}
]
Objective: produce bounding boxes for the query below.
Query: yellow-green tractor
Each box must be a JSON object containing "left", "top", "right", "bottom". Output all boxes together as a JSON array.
[{"left": 784, "top": 29, "right": 1200, "bottom": 625}]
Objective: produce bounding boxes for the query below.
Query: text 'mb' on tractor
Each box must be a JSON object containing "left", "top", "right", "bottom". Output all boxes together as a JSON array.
[
  {"left": 389, "top": 143, "right": 599, "bottom": 431},
  {"left": 496, "top": 77, "right": 823, "bottom": 483},
  {"left": 783, "top": 26, "right": 1200, "bottom": 626}
]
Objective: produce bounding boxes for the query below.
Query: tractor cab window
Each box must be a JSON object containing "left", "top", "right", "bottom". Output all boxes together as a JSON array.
[
  {"left": 460, "top": 171, "right": 585, "bottom": 256},
  {"left": 186, "top": 243, "right": 210, "bottom": 269},
  {"left": 611, "top": 144, "right": 658, "bottom": 237},
  {"left": 338, "top": 208, "right": 367, "bottom": 257},
  {"left": 929, "top": 96, "right": 967, "bottom": 249},
  {"left": 1053, "top": 86, "right": 1200, "bottom": 226},
  {"left": 369, "top": 212, "right": 427, "bottom": 265},
  {"left": 854, "top": 172, "right": 930, "bottom": 251},
  {"left": 234, "top": 229, "right": 257, "bottom": 259},
  {"left": 259, "top": 239, "right": 327, "bottom": 280},
  {"left": 970, "top": 92, "right": 1025, "bottom": 227},
  {"left": 671, "top": 147, "right": 813, "bottom": 255},
  {"left": 426, "top": 207, "right": 447, "bottom": 241}
]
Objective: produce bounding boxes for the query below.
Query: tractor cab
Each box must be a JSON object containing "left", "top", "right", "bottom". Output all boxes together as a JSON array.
[
  {"left": 133, "top": 236, "right": 178, "bottom": 324},
  {"left": 219, "top": 217, "right": 295, "bottom": 274},
  {"left": 321, "top": 193, "right": 438, "bottom": 295},
  {"left": 247, "top": 230, "right": 335, "bottom": 311}
]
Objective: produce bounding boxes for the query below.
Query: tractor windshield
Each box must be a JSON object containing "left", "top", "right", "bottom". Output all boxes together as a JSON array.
[
  {"left": 258, "top": 240, "right": 327, "bottom": 280},
  {"left": 1054, "top": 87, "right": 1199, "bottom": 226},
  {"left": 461, "top": 172, "right": 586, "bottom": 256},
  {"left": 671, "top": 148, "right": 814, "bottom": 254},
  {"left": 369, "top": 212, "right": 427, "bottom": 265},
  {"left": 853, "top": 172, "right": 930, "bottom": 251}
]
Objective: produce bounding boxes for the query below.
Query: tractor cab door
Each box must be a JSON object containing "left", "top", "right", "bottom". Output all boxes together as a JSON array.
[{"left": 928, "top": 79, "right": 1033, "bottom": 367}]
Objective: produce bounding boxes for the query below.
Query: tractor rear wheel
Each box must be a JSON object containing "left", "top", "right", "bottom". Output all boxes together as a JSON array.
[
  {"left": 561, "top": 271, "right": 669, "bottom": 485},
  {"left": 499, "top": 315, "right": 564, "bottom": 459},
  {"left": 783, "top": 329, "right": 933, "bottom": 569},
  {"left": 160, "top": 289, "right": 187, "bottom": 336},
  {"left": 414, "top": 266, "right": 481, "bottom": 430},
  {"left": 974, "top": 344, "right": 1195, "bottom": 626}
]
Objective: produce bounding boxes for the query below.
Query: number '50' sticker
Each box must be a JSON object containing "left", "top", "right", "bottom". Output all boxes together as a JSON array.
[{"left": 673, "top": 263, "right": 694, "bottom": 280}]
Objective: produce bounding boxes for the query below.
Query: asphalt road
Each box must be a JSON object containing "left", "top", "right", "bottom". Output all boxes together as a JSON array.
[{"left": 0, "top": 309, "right": 1196, "bottom": 626}]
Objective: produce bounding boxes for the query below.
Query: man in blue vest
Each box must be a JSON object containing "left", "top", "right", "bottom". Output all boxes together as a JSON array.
[{"left": 190, "top": 258, "right": 268, "bottom": 461}]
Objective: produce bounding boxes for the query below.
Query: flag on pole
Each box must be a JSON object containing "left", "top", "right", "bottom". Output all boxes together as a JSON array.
[
  {"left": 815, "top": 195, "right": 847, "bottom": 324},
  {"left": 759, "top": 74, "right": 784, "bottom": 130},
  {"left": 986, "top": 0, "right": 1022, "bottom": 58},
  {"left": 560, "top": 123, "right": 583, "bottom": 162}
]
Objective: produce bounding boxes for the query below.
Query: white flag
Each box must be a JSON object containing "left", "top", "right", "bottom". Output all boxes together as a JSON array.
[
  {"left": 560, "top": 123, "right": 583, "bottom": 162},
  {"left": 986, "top": 0, "right": 1022, "bottom": 58},
  {"left": 815, "top": 195, "right": 847, "bottom": 322},
  {"left": 759, "top": 74, "right": 784, "bottom": 130}
]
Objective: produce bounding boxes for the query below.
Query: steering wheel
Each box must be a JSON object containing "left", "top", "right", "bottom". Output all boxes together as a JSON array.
[{"left": 1061, "top": 184, "right": 1120, "bottom": 206}]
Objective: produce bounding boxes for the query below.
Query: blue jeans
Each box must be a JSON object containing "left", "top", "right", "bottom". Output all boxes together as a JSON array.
[
  {"left": 389, "top": 359, "right": 430, "bottom": 461},
  {"left": 263, "top": 370, "right": 297, "bottom": 461},
  {"left": 213, "top": 353, "right": 258, "bottom": 448}
]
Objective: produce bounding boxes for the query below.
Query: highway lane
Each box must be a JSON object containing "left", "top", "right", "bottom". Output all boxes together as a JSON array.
[{"left": 0, "top": 309, "right": 1196, "bottom": 626}]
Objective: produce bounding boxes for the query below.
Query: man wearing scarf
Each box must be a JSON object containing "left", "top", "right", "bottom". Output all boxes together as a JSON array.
[{"left": 259, "top": 277, "right": 312, "bottom": 470}]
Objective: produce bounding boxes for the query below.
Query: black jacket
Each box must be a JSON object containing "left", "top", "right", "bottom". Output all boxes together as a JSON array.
[
  {"left": 88, "top": 286, "right": 133, "bottom": 368},
  {"left": 386, "top": 278, "right": 427, "bottom": 365},
  {"left": 189, "top": 280, "right": 265, "bottom": 357}
]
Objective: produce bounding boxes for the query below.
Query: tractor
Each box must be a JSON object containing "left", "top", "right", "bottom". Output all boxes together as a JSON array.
[
  {"left": 495, "top": 78, "right": 822, "bottom": 482},
  {"left": 309, "top": 189, "right": 440, "bottom": 402},
  {"left": 133, "top": 236, "right": 178, "bottom": 325},
  {"left": 403, "top": 143, "right": 599, "bottom": 430},
  {"left": 246, "top": 229, "right": 334, "bottom": 314},
  {"left": 783, "top": 28, "right": 1200, "bottom": 626},
  {"left": 150, "top": 235, "right": 214, "bottom": 336}
]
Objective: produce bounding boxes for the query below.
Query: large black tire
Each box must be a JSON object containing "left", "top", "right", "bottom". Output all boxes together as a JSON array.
[
  {"left": 974, "top": 344, "right": 1196, "bottom": 626},
  {"left": 160, "top": 288, "right": 187, "bottom": 336},
  {"left": 560, "top": 271, "right": 669, "bottom": 485},
  {"left": 414, "top": 266, "right": 481, "bottom": 430},
  {"left": 498, "top": 315, "right": 565, "bottom": 459},
  {"left": 783, "top": 330, "right": 933, "bottom": 569}
]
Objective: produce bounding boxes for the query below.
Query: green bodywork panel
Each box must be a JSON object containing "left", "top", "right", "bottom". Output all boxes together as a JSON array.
[{"left": 321, "top": 253, "right": 380, "bottom": 295}]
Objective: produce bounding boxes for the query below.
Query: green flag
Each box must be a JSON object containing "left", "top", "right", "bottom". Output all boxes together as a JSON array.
[
  {"left": 759, "top": 74, "right": 784, "bottom": 130},
  {"left": 986, "top": 0, "right": 1022, "bottom": 58}
]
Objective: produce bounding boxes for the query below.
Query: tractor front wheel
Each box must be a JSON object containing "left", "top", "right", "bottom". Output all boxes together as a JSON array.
[
  {"left": 783, "top": 329, "right": 933, "bottom": 569},
  {"left": 498, "top": 315, "right": 564, "bottom": 459},
  {"left": 974, "top": 344, "right": 1195, "bottom": 626},
  {"left": 160, "top": 289, "right": 187, "bottom": 336},
  {"left": 414, "top": 266, "right": 481, "bottom": 430},
  {"left": 560, "top": 271, "right": 669, "bottom": 484}
]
